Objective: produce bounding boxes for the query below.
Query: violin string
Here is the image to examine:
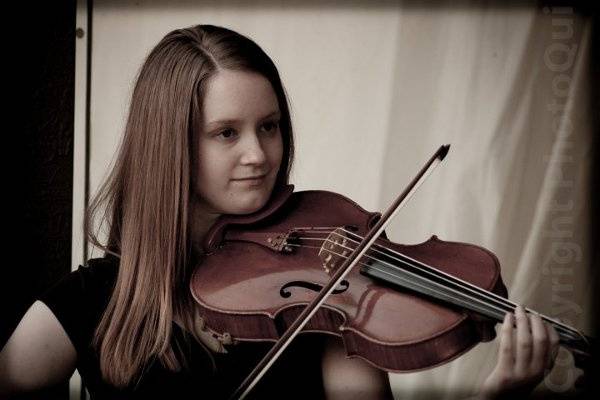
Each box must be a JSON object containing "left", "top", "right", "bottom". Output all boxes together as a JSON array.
[
  {"left": 289, "top": 228, "right": 582, "bottom": 340},
  {"left": 322, "top": 228, "right": 586, "bottom": 340},
  {"left": 316, "top": 245, "right": 521, "bottom": 324},
  {"left": 286, "top": 245, "right": 506, "bottom": 320},
  {"left": 290, "top": 238, "right": 576, "bottom": 340},
  {"left": 316, "top": 229, "right": 583, "bottom": 340},
  {"left": 295, "top": 231, "right": 516, "bottom": 313},
  {"left": 280, "top": 226, "right": 582, "bottom": 341},
  {"left": 297, "top": 229, "right": 552, "bottom": 318},
  {"left": 298, "top": 241, "right": 576, "bottom": 343}
]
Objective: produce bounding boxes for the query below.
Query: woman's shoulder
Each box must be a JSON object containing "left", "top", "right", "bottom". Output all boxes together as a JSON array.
[
  {"left": 36, "top": 254, "right": 120, "bottom": 351},
  {"left": 46, "top": 254, "right": 120, "bottom": 302},
  {"left": 85, "top": 253, "right": 119, "bottom": 268},
  {"left": 80, "top": 254, "right": 120, "bottom": 287},
  {"left": 40, "top": 253, "right": 119, "bottom": 297}
]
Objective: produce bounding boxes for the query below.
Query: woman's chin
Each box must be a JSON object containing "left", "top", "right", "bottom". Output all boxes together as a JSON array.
[{"left": 228, "top": 193, "right": 271, "bottom": 215}]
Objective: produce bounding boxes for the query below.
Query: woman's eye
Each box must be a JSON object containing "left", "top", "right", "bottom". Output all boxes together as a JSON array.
[
  {"left": 261, "top": 120, "right": 279, "bottom": 133},
  {"left": 217, "top": 129, "right": 237, "bottom": 140}
]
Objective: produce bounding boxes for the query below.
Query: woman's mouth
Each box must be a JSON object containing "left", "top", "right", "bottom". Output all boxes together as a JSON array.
[{"left": 231, "top": 174, "right": 267, "bottom": 186}]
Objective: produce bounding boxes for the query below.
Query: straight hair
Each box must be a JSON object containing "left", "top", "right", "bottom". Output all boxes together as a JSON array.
[{"left": 85, "top": 24, "right": 294, "bottom": 387}]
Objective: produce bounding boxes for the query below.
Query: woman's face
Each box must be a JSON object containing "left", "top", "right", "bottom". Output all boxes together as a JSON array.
[{"left": 193, "top": 69, "right": 283, "bottom": 216}]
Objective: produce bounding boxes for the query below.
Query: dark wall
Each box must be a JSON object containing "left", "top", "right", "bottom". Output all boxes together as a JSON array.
[{"left": 3, "top": 1, "right": 77, "bottom": 399}]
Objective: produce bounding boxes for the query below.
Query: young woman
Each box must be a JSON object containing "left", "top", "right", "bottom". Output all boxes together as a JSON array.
[{"left": 0, "top": 25, "right": 559, "bottom": 399}]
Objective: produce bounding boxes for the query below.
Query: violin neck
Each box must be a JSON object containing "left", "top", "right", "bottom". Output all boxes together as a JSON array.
[{"left": 360, "top": 257, "right": 592, "bottom": 359}]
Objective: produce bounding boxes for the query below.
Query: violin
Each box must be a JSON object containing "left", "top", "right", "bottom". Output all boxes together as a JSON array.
[{"left": 190, "top": 145, "right": 592, "bottom": 399}]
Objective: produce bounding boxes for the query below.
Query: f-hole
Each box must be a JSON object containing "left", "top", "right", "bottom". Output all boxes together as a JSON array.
[{"left": 280, "top": 280, "right": 349, "bottom": 298}]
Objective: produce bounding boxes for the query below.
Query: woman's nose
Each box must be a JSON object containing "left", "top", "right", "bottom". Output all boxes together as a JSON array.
[{"left": 239, "top": 132, "right": 267, "bottom": 165}]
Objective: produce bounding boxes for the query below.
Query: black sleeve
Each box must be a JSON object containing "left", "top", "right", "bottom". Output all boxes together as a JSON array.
[{"left": 37, "top": 256, "right": 118, "bottom": 353}]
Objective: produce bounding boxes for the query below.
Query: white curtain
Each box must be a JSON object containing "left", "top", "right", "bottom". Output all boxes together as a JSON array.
[{"left": 89, "top": 1, "right": 592, "bottom": 398}]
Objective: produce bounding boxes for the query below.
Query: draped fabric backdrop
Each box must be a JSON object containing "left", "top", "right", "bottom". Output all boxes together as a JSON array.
[{"left": 85, "top": 1, "right": 593, "bottom": 398}]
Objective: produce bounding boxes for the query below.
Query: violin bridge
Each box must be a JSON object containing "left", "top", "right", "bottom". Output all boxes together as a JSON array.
[{"left": 318, "top": 227, "right": 351, "bottom": 275}]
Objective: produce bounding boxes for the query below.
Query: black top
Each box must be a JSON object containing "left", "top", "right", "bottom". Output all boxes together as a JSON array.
[{"left": 39, "top": 256, "right": 326, "bottom": 399}]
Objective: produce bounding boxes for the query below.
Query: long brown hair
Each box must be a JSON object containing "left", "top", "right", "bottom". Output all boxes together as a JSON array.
[{"left": 85, "top": 24, "right": 294, "bottom": 387}]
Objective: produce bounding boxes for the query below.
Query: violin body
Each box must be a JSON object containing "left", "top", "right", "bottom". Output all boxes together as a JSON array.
[{"left": 191, "top": 185, "right": 508, "bottom": 372}]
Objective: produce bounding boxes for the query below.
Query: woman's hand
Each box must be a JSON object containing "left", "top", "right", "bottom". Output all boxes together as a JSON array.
[{"left": 479, "top": 305, "right": 560, "bottom": 399}]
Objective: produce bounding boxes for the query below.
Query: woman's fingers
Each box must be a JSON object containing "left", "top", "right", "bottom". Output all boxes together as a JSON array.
[
  {"left": 514, "top": 305, "right": 532, "bottom": 376},
  {"left": 480, "top": 312, "right": 516, "bottom": 399},
  {"left": 481, "top": 307, "right": 562, "bottom": 399},
  {"left": 497, "top": 312, "right": 515, "bottom": 371},
  {"left": 514, "top": 306, "right": 560, "bottom": 378},
  {"left": 545, "top": 321, "right": 560, "bottom": 370},
  {"left": 529, "top": 312, "right": 548, "bottom": 376}
]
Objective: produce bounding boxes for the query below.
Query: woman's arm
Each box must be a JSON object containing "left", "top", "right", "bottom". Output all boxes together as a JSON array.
[
  {"left": 0, "top": 300, "right": 77, "bottom": 396},
  {"left": 321, "top": 336, "right": 393, "bottom": 400}
]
